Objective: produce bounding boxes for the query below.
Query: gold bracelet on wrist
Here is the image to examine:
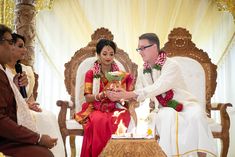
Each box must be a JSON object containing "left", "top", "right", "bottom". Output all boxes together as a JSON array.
[
  {"left": 94, "top": 94, "right": 99, "bottom": 101},
  {"left": 98, "top": 93, "right": 102, "bottom": 100},
  {"left": 103, "top": 91, "right": 107, "bottom": 98}
]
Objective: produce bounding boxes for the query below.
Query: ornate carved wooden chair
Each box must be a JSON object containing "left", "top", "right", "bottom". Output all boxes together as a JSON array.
[
  {"left": 162, "top": 27, "right": 232, "bottom": 157},
  {"left": 57, "top": 28, "right": 138, "bottom": 157},
  {"left": 33, "top": 73, "right": 39, "bottom": 100}
]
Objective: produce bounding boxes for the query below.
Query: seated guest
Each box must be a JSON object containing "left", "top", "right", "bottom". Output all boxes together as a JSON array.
[
  {"left": 6, "top": 33, "right": 41, "bottom": 111},
  {"left": 0, "top": 24, "right": 56, "bottom": 157},
  {"left": 5, "top": 33, "right": 65, "bottom": 157},
  {"left": 75, "top": 39, "right": 135, "bottom": 157}
]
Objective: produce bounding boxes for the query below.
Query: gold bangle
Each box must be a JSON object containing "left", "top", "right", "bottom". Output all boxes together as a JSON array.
[
  {"left": 103, "top": 91, "right": 106, "bottom": 98},
  {"left": 98, "top": 93, "right": 102, "bottom": 100},
  {"left": 94, "top": 94, "right": 99, "bottom": 101}
]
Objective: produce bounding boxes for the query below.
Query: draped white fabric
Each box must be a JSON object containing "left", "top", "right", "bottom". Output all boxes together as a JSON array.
[
  {"left": 212, "top": 38, "right": 235, "bottom": 157},
  {"left": 34, "top": 0, "right": 235, "bottom": 156}
]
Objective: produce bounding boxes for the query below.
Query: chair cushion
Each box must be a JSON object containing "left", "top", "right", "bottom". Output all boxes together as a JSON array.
[{"left": 66, "top": 119, "right": 83, "bottom": 130}]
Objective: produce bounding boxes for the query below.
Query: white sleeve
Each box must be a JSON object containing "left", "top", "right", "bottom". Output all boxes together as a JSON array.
[
  {"left": 135, "top": 60, "right": 181, "bottom": 102},
  {"left": 134, "top": 68, "right": 144, "bottom": 91}
]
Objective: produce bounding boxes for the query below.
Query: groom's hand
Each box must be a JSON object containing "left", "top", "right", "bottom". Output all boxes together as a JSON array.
[
  {"left": 106, "top": 90, "right": 121, "bottom": 101},
  {"left": 106, "top": 89, "right": 126, "bottom": 102}
]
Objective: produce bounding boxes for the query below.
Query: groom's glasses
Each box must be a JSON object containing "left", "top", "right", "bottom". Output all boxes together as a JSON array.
[{"left": 136, "top": 44, "right": 153, "bottom": 52}]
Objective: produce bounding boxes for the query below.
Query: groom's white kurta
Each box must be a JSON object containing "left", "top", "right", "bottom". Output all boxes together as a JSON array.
[{"left": 134, "top": 58, "right": 217, "bottom": 156}]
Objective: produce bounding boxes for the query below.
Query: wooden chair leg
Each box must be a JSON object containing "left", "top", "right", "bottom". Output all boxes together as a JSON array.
[
  {"left": 70, "top": 135, "right": 76, "bottom": 157},
  {"left": 62, "top": 134, "right": 67, "bottom": 157},
  {"left": 221, "top": 137, "right": 229, "bottom": 157}
]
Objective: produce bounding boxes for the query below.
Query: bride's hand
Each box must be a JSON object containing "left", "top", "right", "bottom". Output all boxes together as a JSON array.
[
  {"left": 106, "top": 90, "right": 120, "bottom": 102},
  {"left": 106, "top": 89, "right": 126, "bottom": 102},
  {"left": 115, "top": 87, "right": 125, "bottom": 92},
  {"left": 106, "top": 90, "right": 116, "bottom": 101}
]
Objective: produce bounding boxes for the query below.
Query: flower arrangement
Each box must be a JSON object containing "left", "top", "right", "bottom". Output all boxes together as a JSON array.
[
  {"left": 105, "top": 71, "right": 125, "bottom": 82},
  {"left": 105, "top": 71, "right": 129, "bottom": 107}
]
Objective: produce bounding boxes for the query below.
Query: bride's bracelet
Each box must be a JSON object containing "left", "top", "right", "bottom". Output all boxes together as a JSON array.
[
  {"left": 102, "top": 91, "right": 107, "bottom": 98},
  {"left": 94, "top": 91, "right": 107, "bottom": 101},
  {"left": 94, "top": 94, "right": 99, "bottom": 101},
  {"left": 98, "top": 93, "right": 102, "bottom": 100},
  {"left": 99, "top": 91, "right": 107, "bottom": 100}
]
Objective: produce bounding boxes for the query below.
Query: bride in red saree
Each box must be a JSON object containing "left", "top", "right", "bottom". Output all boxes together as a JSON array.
[{"left": 75, "top": 39, "right": 134, "bottom": 157}]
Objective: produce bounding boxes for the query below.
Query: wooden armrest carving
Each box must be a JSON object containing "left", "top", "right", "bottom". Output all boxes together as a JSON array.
[
  {"left": 57, "top": 100, "right": 74, "bottom": 109},
  {"left": 210, "top": 103, "right": 232, "bottom": 133},
  {"left": 210, "top": 103, "right": 232, "bottom": 110},
  {"left": 56, "top": 100, "right": 72, "bottom": 136}
]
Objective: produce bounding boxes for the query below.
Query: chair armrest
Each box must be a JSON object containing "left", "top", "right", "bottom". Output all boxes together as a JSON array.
[
  {"left": 57, "top": 100, "right": 74, "bottom": 109},
  {"left": 210, "top": 103, "right": 233, "bottom": 133},
  {"left": 56, "top": 100, "right": 74, "bottom": 137},
  {"left": 210, "top": 103, "right": 232, "bottom": 110}
]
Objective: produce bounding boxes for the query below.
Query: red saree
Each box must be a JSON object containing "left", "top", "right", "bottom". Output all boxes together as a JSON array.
[{"left": 75, "top": 69, "right": 134, "bottom": 157}]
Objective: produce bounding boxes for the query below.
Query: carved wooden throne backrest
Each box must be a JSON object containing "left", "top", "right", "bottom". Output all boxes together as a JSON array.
[
  {"left": 64, "top": 28, "right": 138, "bottom": 113},
  {"left": 162, "top": 28, "right": 217, "bottom": 115}
]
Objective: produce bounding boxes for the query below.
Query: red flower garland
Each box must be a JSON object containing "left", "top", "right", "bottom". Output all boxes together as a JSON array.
[
  {"left": 143, "top": 51, "right": 183, "bottom": 112},
  {"left": 156, "top": 90, "right": 183, "bottom": 112},
  {"left": 93, "top": 60, "right": 119, "bottom": 78}
]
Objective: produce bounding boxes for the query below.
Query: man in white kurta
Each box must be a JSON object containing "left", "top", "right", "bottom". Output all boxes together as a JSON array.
[{"left": 108, "top": 33, "right": 217, "bottom": 156}]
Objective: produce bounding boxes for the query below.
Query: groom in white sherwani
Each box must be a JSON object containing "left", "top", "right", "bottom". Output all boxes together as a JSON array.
[{"left": 107, "top": 33, "right": 217, "bottom": 157}]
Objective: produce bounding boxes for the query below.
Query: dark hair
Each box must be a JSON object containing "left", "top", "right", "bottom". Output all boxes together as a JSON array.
[
  {"left": 12, "top": 33, "right": 26, "bottom": 43},
  {"left": 96, "top": 39, "right": 116, "bottom": 54},
  {"left": 139, "top": 33, "right": 160, "bottom": 50},
  {"left": 0, "top": 24, "right": 12, "bottom": 41}
]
